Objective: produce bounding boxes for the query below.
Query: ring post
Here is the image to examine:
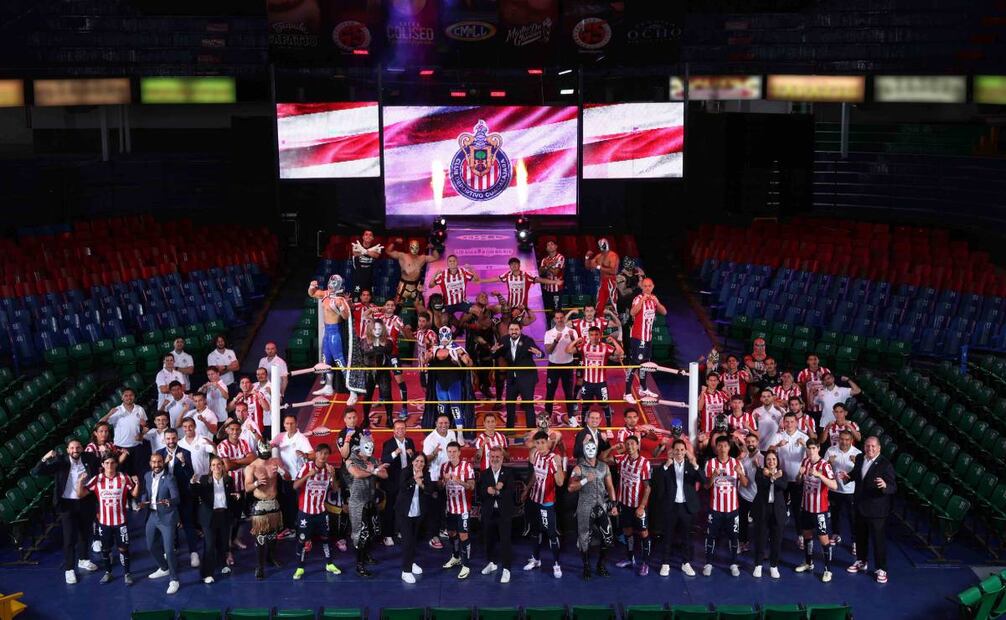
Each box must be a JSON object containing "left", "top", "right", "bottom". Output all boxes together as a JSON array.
[
  {"left": 688, "top": 361, "right": 699, "bottom": 442},
  {"left": 270, "top": 365, "right": 282, "bottom": 443},
  {"left": 317, "top": 298, "right": 324, "bottom": 364}
]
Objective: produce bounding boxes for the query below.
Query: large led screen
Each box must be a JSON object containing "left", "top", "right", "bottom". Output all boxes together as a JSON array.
[
  {"left": 383, "top": 106, "right": 578, "bottom": 217},
  {"left": 276, "top": 102, "right": 380, "bottom": 178},
  {"left": 582, "top": 103, "right": 684, "bottom": 179}
]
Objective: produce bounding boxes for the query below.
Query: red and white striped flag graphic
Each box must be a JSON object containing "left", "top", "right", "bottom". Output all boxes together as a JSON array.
[
  {"left": 277, "top": 102, "right": 380, "bottom": 178},
  {"left": 383, "top": 106, "right": 578, "bottom": 217},
  {"left": 582, "top": 103, "right": 685, "bottom": 178}
]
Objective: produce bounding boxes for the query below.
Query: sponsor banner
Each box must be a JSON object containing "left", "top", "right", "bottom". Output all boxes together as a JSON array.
[
  {"left": 561, "top": 0, "right": 620, "bottom": 59},
  {"left": 140, "top": 77, "right": 236, "bottom": 104},
  {"left": 0, "top": 80, "right": 24, "bottom": 107},
  {"left": 498, "top": 0, "right": 558, "bottom": 66},
  {"left": 439, "top": 0, "right": 499, "bottom": 65},
  {"left": 268, "top": 0, "right": 380, "bottom": 58},
  {"left": 766, "top": 75, "right": 865, "bottom": 102},
  {"left": 975, "top": 75, "right": 1006, "bottom": 104},
  {"left": 582, "top": 102, "right": 684, "bottom": 179},
  {"left": 874, "top": 76, "right": 966, "bottom": 103},
  {"left": 34, "top": 79, "right": 131, "bottom": 106},
  {"left": 670, "top": 75, "right": 762, "bottom": 100},
  {"left": 385, "top": 0, "right": 438, "bottom": 66},
  {"left": 276, "top": 102, "right": 380, "bottom": 178},
  {"left": 620, "top": 3, "right": 681, "bottom": 63}
]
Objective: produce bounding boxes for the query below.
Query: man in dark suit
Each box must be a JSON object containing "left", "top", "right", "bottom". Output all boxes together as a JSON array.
[
  {"left": 840, "top": 436, "right": 896, "bottom": 584},
  {"left": 140, "top": 452, "right": 180, "bottom": 594},
  {"left": 650, "top": 438, "right": 705, "bottom": 577},
  {"left": 156, "top": 428, "right": 200, "bottom": 569},
  {"left": 493, "top": 322, "right": 544, "bottom": 428},
  {"left": 573, "top": 409, "right": 613, "bottom": 460},
  {"left": 33, "top": 440, "right": 100, "bottom": 584},
  {"left": 477, "top": 446, "right": 517, "bottom": 583},
  {"left": 381, "top": 419, "right": 416, "bottom": 545}
]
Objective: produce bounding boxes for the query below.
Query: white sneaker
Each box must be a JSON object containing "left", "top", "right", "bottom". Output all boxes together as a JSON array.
[
  {"left": 752, "top": 566, "right": 762, "bottom": 578},
  {"left": 624, "top": 394, "right": 637, "bottom": 405},
  {"left": 458, "top": 566, "right": 471, "bottom": 580},
  {"left": 190, "top": 552, "right": 200, "bottom": 568},
  {"left": 500, "top": 569, "right": 511, "bottom": 584},
  {"left": 795, "top": 562, "right": 814, "bottom": 573},
  {"left": 682, "top": 563, "right": 696, "bottom": 577},
  {"left": 641, "top": 389, "right": 660, "bottom": 399},
  {"left": 770, "top": 566, "right": 780, "bottom": 579},
  {"left": 92, "top": 540, "right": 102, "bottom": 553},
  {"left": 346, "top": 392, "right": 359, "bottom": 406},
  {"left": 383, "top": 537, "right": 395, "bottom": 546},
  {"left": 412, "top": 563, "right": 423, "bottom": 575},
  {"left": 203, "top": 576, "right": 214, "bottom": 584},
  {"left": 702, "top": 564, "right": 713, "bottom": 577},
  {"left": 221, "top": 567, "right": 231, "bottom": 575},
  {"left": 65, "top": 570, "right": 77, "bottom": 584},
  {"left": 523, "top": 558, "right": 541, "bottom": 571},
  {"left": 552, "top": 563, "right": 562, "bottom": 578},
  {"left": 166, "top": 580, "right": 179, "bottom": 595},
  {"left": 148, "top": 568, "right": 170, "bottom": 579},
  {"left": 730, "top": 564, "right": 740, "bottom": 577},
  {"left": 78, "top": 559, "right": 99, "bottom": 572},
  {"left": 822, "top": 570, "right": 832, "bottom": 583},
  {"left": 443, "top": 556, "right": 462, "bottom": 569},
  {"left": 659, "top": 564, "right": 670, "bottom": 577},
  {"left": 402, "top": 571, "right": 416, "bottom": 584},
  {"left": 482, "top": 562, "right": 498, "bottom": 575},
  {"left": 313, "top": 384, "right": 334, "bottom": 396}
]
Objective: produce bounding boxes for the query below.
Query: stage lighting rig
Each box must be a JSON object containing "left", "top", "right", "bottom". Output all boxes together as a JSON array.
[
  {"left": 433, "top": 216, "right": 447, "bottom": 231},
  {"left": 429, "top": 217, "right": 448, "bottom": 252},
  {"left": 515, "top": 216, "right": 532, "bottom": 250}
]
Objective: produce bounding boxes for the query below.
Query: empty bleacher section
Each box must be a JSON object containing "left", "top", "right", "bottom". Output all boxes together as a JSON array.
[
  {"left": 690, "top": 220, "right": 1006, "bottom": 367},
  {"left": 0, "top": 214, "right": 277, "bottom": 371}
]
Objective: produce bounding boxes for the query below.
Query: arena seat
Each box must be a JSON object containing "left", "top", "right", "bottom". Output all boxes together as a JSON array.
[{"left": 227, "top": 610, "right": 272, "bottom": 620}]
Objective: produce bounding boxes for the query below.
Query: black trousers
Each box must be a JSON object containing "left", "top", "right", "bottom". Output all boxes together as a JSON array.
[
  {"left": 483, "top": 508, "right": 513, "bottom": 570},
  {"left": 754, "top": 508, "right": 785, "bottom": 566},
  {"left": 280, "top": 479, "right": 298, "bottom": 533},
  {"left": 505, "top": 373, "right": 537, "bottom": 428},
  {"left": 738, "top": 497, "right": 753, "bottom": 544},
  {"left": 854, "top": 513, "right": 888, "bottom": 571},
  {"left": 381, "top": 482, "right": 400, "bottom": 537},
  {"left": 399, "top": 515, "right": 423, "bottom": 572},
  {"left": 545, "top": 363, "right": 575, "bottom": 416},
  {"left": 786, "top": 482, "right": 803, "bottom": 537},
  {"left": 830, "top": 493, "right": 854, "bottom": 542},
  {"left": 201, "top": 508, "right": 232, "bottom": 578},
  {"left": 58, "top": 498, "right": 94, "bottom": 571},
  {"left": 660, "top": 503, "right": 694, "bottom": 564}
]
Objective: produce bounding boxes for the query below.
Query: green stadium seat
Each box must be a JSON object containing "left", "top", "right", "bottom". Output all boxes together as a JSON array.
[
  {"left": 769, "top": 334, "right": 791, "bottom": 354},
  {"left": 180, "top": 611, "right": 223, "bottom": 620},
  {"left": 135, "top": 344, "right": 163, "bottom": 373},
  {"left": 570, "top": 607, "right": 613, "bottom": 620},
  {"left": 524, "top": 608, "right": 566, "bottom": 620},
  {"left": 429, "top": 609, "right": 471, "bottom": 620},
  {"left": 321, "top": 609, "right": 364, "bottom": 620},
  {"left": 44, "top": 347, "right": 71, "bottom": 377},
  {"left": 205, "top": 320, "right": 226, "bottom": 336},
  {"left": 112, "top": 348, "right": 137, "bottom": 373},
  {"left": 989, "top": 573, "right": 1006, "bottom": 619},
  {"left": 864, "top": 337, "right": 885, "bottom": 365},
  {"left": 713, "top": 605, "right": 756, "bottom": 619},
  {"left": 69, "top": 343, "right": 94, "bottom": 371},
  {"left": 476, "top": 609, "right": 519, "bottom": 620},
  {"left": 381, "top": 609, "right": 426, "bottom": 620},
  {"left": 132, "top": 611, "right": 176, "bottom": 620},
  {"left": 935, "top": 495, "right": 971, "bottom": 544},
  {"left": 185, "top": 324, "right": 205, "bottom": 339},
  {"left": 274, "top": 611, "right": 314, "bottom": 620},
  {"left": 164, "top": 327, "right": 185, "bottom": 340},
  {"left": 114, "top": 335, "right": 137, "bottom": 350},
  {"left": 759, "top": 605, "right": 804, "bottom": 620},
  {"left": 770, "top": 322, "right": 793, "bottom": 337},
  {"left": 805, "top": 604, "right": 852, "bottom": 620},
  {"left": 729, "top": 316, "right": 752, "bottom": 340},
  {"left": 621, "top": 606, "right": 666, "bottom": 620},
  {"left": 667, "top": 606, "right": 713, "bottom": 620},
  {"left": 884, "top": 341, "right": 910, "bottom": 369},
  {"left": 143, "top": 329, "right": 165, "bottom": 345},
  {"left": 228, "top": 610, "right": 271, "bottom": 620}
]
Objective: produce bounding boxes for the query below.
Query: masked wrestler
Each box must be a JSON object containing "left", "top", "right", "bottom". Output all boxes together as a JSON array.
[
  {"left": 428, "top": 326, "right": 474, "bottom": 440},
  {"left": 244, "top": 441, "right": 286, "bottom": 579},
  {"left": 585, "top": 238, "right": 620, "bottom": 316},
  {"left": 360, "top": 319, "right": 394, "bottom": 429},
  {"left": 387, "top": 238, "right": 439, "bottom": 305},
  {"left": 415, "top": 292, "right": 453, "bottom": 330},
  {"left": 568, "top": 436, "right": 618, "bottom": 580},
  {"left": 345, "top": 434, "right": 389, "bottom": 576},
  {"left": 308, "top": 275, "right": 354, "bottom": 402}
]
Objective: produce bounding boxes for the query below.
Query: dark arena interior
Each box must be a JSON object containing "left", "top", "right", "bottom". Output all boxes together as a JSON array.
[{"left": 2, "top": 1, "right": 1006, "bottom": 619}]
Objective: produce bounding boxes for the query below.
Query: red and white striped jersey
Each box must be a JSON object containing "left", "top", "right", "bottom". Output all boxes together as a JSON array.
[
  {"left": 296, "top": 461, "right": 332, "bottom": 515},
  {"left": 704, "top": 457, "right": 742, "bottom": 513},
  {"left": 529, "top": 451, "right": 559, "bottom": 504},
  {"left": 570, "top": 318, "right": 608, "bottom": 340},
  {"left": 721, "top": 369, "right": 751, "bottom": 398},
  {"left": 498, "top": 270, "right": 537, "bottom": 307},
  {"left": 629, "top": 295, "right": 659, "bottom": 342},
  {"left": 615, "top": 453, "right": 651, "bottom": 507},
  {"left": 237, "top": 390, "right": 265, "bottom": 431},
  {"left": 415, "top": 328, "right": 437, "bottom": 364},
  {"left": 86, "top": 473, "right": 134, "bottom": 527},
  {"left": 771, "top": 383, "right": 802, "bottom": 405},
  {"left": 700, "top": 390, "right": 731, "bottom": 433},
  {"left": 216, "top": 438, "right": 253, "bottom": 491},
  {"left": 439, "top": 460, "right": 475, "bottom": 514},
  {"left": 826, "top": 421, "right": 859, "bottom": 446},
  {"left": 800, "top": 457, "right": 835, "bottom": 513},
  {"left": 797, "top": 367, "right": 831, "bottom": 411},
  {"left": 474, "top": 432, "right": 508, "bottom": 470},
  {"left": 578, "top": 341, "right": 616, "bottom": 384},
  {"left": 539, "top": 253, "right": 566, "bottom": 293},
  {"left": 374, "top": 311, "right": 404, "bottom": 354},
  {"left": 616, "top": 426, "right": 644, "bottom": 445},
  {"left": 352, "top": 302, "right": 377, "bottom": 338},
  {"left": 727, "top": 412, "right": 758, "bottom": 436},
  {"left": 795, "top": 414, "right": 817, "bottom": 437},
  {"left": 432, "top": 268, "right": 475, "bottom": 306},
  {"left": 85, "top": 442, "right": 119, "bottom": 458}
]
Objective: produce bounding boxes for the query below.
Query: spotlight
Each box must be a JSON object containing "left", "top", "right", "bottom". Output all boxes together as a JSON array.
[
  {"left": 515, "top": 216, "right": 532, "bottom": 250},
  {"left": 429, "top": 217, "right": 448, "bottom": 252},
  {"left": 433, "top": 216, "right": 447, "bottom": 231},
  {"left": 516, "top": 216, "right": 530, "bottom": 232}
]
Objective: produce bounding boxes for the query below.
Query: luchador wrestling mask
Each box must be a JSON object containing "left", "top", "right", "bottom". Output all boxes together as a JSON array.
[
  {"left": 373, "top": 321, "right": 385, "bottom": 338},
  {"left": 256, "top": 440, "right": 272, "bottom": 460},
  {"left": 429, "top": 293, "right": 446, "bottom": 312},
  {"left": 536, "top": 411, "right": 550, "bottom": 431},
  {"left": 409, "top": 240, "right": 420, "bottom": 255},
  {"left": 438, "top": 326, "right": 453, "bottom": 346},
  {"left": 583, "top": 439, "right": 598, "bottom": 460},
  {"left": 597, "top": 238, "right": 610, "bottom": 252},
  {"left": 358, "top": 434, "right": 375, "bottom": 458},
  {"left": 327, "top": 274, "right": 344, "bottom": 293},
  {"left": 622, "top": 256, "right": 636, "bottom": 272}
]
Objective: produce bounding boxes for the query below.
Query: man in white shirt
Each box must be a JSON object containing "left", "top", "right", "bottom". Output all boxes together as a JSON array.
[
  {"left": 155, "top": 355, "right": 186, "bottom": 410},
  {"left": 825, "top": 430, "right": 861, "bottom": 550},
  {"left": 200, "top": 368, "right": 230, "bottom": 422},
  {"left": 814, "top": 373, "right": 861, "bottom": 429},
  {"left": 101, "top": 388, "right": 147, "bottom": 474},
  {"left": 769, "top": 413, "right": 808, "bottom": 545},
  {"left": 178, "top": 418, "right": 216, "bottom": 478},
  {"left": 145, "top": 413, "right": 171, "bottom": 454},
  {"left": 253, "top": 368, "right": 274, "bottom": 438},
  {"left": 737, "top": 434, "right": 762, "bottom": 553},
  {"left": 159, "top": 382, "right": 193, "bottom": 429},
  {"left": 423, "top": 413, "right": 458, "bottom": 549},
  {"left": 207, "top": 335, "right": 239, "bottom": 390},
  {"left": 257, "top": 342, "right": 289, "bottom": 396},
  {"left": 170, "top": 338, "right": 195, "bottom": 390},
  {"left": 543, "top": 310, "right": 577, "bottom": 425},
  {"left": 271, "top": 414, "right": 315, "bottom": 539},
  {"left": 182, "top": 393, "right": 219, "bottom": 440},
  {"left": 752, "top": 389, "right": 784, "bottom": 453}
]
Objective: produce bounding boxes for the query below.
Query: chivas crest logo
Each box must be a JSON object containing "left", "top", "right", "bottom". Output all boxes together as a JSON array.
[{"left": 449, "top": 119, "right": 511, "bottom": 201}]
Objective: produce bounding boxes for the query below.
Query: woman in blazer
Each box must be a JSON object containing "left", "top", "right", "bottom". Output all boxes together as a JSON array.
[
  {"left": 396, "top": 453, "right": 436, "bottom": 583},
  {"left": 752, "top": 449, "right": 789, "bottom": 579},
  {"left": 192, "top": 456, "right": 240, "bottom": 583}
]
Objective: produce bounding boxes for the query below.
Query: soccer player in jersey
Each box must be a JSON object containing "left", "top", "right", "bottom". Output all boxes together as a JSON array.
[
  {"left": 771, "top": 372, "right": 801, "bottom": 409},
  {"left": 539, "top": 240, "right": 566, "bottom": 318},
  {"left": 702, "top": 435, "right": 748, "bottom": 577},
  {"left": 788, "top": 397, "right": 818, "bottom": 438},
  {"left": 474, "top": 412, "right": 509, "bottom": 471},
  {"left": 498, "top": 257, "right": 560, "bottom": 308},
  {"left": 439, "top": 442, "right": 476, "bottom": 579},
  {"left": 623, "top": 278, "right": 666, "bottom": 404},
  {"left": 698, "top": 373, "right": 731, "bottom": 435},
  {"left": 820, "top": 403, "right": 861, "bottom": 448},
  {"left": 431, "top": 255, "right": 481, "bottom": 315},
  {"left": 567, "top": 327, "right": 624, "bottom": 426},
  {"left": 376, "top": 299, "right": 410, "bottom": 421},
  {"left": 522, "top": 430, "right": 566, "bottom": 578},
  {"left": 797, "top": 354, "right": 831, "bottom": 426},
  {"left": 725, "top": 395, "right": 759, "bottom": 442},
  {"left": 720, "top": 355, "right": 752, "bottom": 402},
  {"left": 292, "top": 444, "right": 341, "bottom": 579},
  {"left": 217, "top": 420, "right": 255, "bottom": 559},
  {"left": 794, "top": 439, "right": 838, "bottom": 582},
  {"left": 614, "top": 436, "right": 652, "bottom": 575},
  {"left": 77, "top": 453, "right": 141, "bottom": 584}
]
